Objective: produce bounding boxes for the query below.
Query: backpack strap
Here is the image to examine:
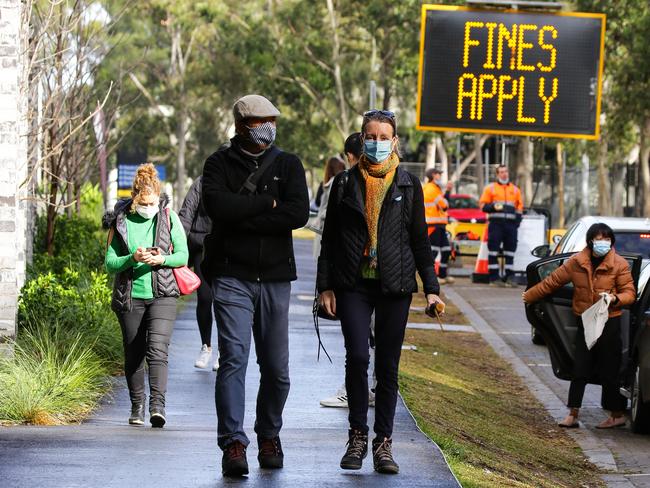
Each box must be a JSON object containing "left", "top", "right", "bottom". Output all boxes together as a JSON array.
[{"left": 238, "top": 146, "right": 282, "bottom": 194}]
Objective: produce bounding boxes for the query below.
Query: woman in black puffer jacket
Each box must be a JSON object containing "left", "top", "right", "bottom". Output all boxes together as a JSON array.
[{"left": 317, "top": 111, "right": 443, "bottom": 475}]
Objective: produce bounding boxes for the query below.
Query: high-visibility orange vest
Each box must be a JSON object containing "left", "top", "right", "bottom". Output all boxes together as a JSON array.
[
  {"left": 479, "top": 182, "right": 524, "bottom": 221},
  {"left": 423, "top": 181, "right": 448, "bottom": 226}
]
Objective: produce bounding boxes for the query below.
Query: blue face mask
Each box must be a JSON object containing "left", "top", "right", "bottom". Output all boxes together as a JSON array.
[
  {"left": 592, "top": 240, "right": 611, "bottom": 257},
  {"left": 363, "top": 139, "right": 393, "bottom": 163}
]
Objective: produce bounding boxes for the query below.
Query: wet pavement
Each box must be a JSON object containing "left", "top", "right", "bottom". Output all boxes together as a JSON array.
[
  {"left": 449, "top": 278, "right": 650, "bottom": 488},
  {"left": 0, "top": 239, "right": 459, "bottom": 488}
]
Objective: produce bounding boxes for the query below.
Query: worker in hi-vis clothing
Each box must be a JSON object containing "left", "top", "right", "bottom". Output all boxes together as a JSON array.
[
  {"left": 423, "top": 168, "right": 454, "bottom": 284},
  {"left": 479, "top": 164, "right": 524, "bottom": 286}
]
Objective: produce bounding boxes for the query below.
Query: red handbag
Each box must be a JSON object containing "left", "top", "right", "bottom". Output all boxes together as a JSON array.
[{"left": 165, "top": 209, "right": 201, "bottom": 295}]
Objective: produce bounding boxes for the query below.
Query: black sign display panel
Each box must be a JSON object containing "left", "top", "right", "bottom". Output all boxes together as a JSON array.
[{"left": 416, "top": 6, "right": 605, "bottom": 139}]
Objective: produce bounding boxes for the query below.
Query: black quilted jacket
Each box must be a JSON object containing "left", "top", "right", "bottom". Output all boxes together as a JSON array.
[{"left": 317, "top": 165, "right": 439, "bottom": 296}]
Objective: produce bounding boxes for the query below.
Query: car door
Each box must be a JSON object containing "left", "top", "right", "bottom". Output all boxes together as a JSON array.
[{"left": 526, "top": 252, "right": 643, "bottom": 382}]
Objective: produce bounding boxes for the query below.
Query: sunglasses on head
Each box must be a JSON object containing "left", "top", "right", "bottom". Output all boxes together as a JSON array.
[{"left": 363, "top": 109, "right": 395, "bottom": 119}]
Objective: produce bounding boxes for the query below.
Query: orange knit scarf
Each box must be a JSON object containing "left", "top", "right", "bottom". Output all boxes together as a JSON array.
[{"left": 358, "top": 152, "right": 399, "bottom": 268}]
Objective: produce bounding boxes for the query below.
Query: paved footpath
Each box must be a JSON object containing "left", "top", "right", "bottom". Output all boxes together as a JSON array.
[
  {"left": 0, "top": 239, "right": 459, "bottom": 488},
  {"left": 448, "top": 279, "right": 650, "bottom": 488}
]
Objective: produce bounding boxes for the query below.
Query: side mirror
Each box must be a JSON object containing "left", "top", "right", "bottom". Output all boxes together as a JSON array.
[{"left": 531, "top": 244, "right": 550, "bottom": 258}]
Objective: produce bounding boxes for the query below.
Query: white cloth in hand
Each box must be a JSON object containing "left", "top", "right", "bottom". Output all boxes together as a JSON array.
[{"left": 581, "top": 292, "right": 612, "bottom": 350}]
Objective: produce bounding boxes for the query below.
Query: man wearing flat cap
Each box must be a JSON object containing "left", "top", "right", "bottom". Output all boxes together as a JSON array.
[{"left": 201, "top": 94, "right": 309, "bottom": 477}]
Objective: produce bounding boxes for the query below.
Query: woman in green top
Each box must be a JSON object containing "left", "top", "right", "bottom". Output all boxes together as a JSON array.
[{"left": 104, "top": 163, "right": 188, "bottom": 428}]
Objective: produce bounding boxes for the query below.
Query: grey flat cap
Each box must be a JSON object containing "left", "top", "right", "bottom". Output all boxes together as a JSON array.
[{"left": 233, "top": 94, "right": 281, "bottom": 121}]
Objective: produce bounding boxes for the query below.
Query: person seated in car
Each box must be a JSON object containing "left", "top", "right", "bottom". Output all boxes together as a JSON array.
[{"left": 522, "top": 223, "right": 636, "bottom": 429}]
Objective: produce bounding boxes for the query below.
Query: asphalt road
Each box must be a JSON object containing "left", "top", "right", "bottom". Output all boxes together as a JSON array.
[
  {"left": 0, "top": 239, "right": 459, "bottom": 488},
  {"left": 451, "top": 279, "right": 650, "bottom": 488}
]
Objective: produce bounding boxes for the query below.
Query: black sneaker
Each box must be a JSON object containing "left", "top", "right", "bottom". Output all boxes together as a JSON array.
[
  {"left": 258, "top": 436, "right": 283, "bottom": 469},
  {"left": 128, "top": 403, "right": 145, "bottom": 426},
  {"left": 222, "top": 440, "right": 249, "bottom": 477},
  {"left": 373, "top": 437, "right": 399, "bottom": 474},
  {"left": 150, "top": 407, "right": 166, "bottom": 428},
  {"left": 340, "top": 429, "right": 368, "bottom": 470}
]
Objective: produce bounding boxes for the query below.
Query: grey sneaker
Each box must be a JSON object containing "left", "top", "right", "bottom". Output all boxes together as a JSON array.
[
  {"left": 373, "top": 437, "right": 399, "bottom": 474},
  {"left": 320, "top": 386, "right": 348, "bottom": 408},
  {"left": 340, "top": 429, "right": 368, "bottom": 470}
]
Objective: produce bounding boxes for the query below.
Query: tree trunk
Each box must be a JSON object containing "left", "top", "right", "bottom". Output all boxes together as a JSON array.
[
  {"left": 425, "top": 137, "right": 436, "bottom": 171},
  {"left": 515, "top": 137, "right": 534, "bottom": 206},
  {"left": 436, "top": 136, "right": 449, "bottom": 182},
  {"left": 641, "top": 117, "right": 650, "bottom": 217},
  {"left": 175, "top": 101, "right": 188, "bottom": 210},
  {"left": 597, "top": 137, "right": 611, "bottom": 215},
  {"left": 556, "top": 142, "right": 565, "bottom": 228},
  {"left": 580, "top": 151, "right": 590, "bottom": 216},
  {"left": 449, "top": 135, "right": 489, "bottom": 182},
  {"left": 475, "top": 134, "right": 484, "bottom": 192}
]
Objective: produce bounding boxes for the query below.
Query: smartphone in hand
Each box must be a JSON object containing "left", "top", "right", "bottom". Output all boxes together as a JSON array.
[{"left": 146, "top": 247, "right": 160, "bottom": 255}]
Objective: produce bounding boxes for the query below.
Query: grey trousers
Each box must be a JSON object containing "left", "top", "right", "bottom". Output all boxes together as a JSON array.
[
  {"left": 116, "top": 297, "right": 176, "bottom": 409},
  {"left": 212, "top": 276, "right": 291, "bottom": 449}
]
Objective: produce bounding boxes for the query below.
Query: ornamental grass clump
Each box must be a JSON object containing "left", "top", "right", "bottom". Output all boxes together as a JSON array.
[{"left": 0, "top": 327, "right": 107, "bottom": 425}]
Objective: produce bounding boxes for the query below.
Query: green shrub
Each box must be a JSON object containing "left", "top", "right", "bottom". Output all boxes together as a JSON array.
[
  {"left": 0, "top": 327, "right": 107, "bottom": 425},
  {"left": 18, "top": 268, "right": 122, "bottom": 370},
  {"left": 30, "top": 214, "right": 105, "bottom": 278}
]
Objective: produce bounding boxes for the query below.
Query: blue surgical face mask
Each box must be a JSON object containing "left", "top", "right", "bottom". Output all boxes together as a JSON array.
[
  {"left": 498, "top": 177, "right": 509, "bottom": 185},
  {"left": 592, "top": 240, "right": 611, "bottom": 257},
  {"left": 245, "top": 121, "right": 276, "bottom": 147},
  {"left": 363, "top": 139, "right": 393, "bottom": 163},
  {"left": 434, "top": 178, "right": 443, "bottom": 187}
]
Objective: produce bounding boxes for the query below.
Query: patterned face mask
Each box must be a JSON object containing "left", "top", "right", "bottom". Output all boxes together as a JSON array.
[{"left": 245, "top": 121, "right": 276, "bottom": 147}]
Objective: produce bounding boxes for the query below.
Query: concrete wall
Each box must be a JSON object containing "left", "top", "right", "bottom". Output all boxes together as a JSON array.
[{"left": 0, "top": 0, "right": 28, "bottom": 354}]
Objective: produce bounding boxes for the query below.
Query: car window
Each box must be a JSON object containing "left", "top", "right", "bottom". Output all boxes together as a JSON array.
[
  {"left": 449, "top": 197, "right": 479, "bottom": 209},
  {"left": 614, "top": 232, "right": 650, "bottom": 259},
  {"left": 537, "top": 257, "right": 573, "bottom": 288}
]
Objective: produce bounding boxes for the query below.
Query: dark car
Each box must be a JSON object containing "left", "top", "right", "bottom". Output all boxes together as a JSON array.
[{"left": 525, "top": 252, "right": 650, "bottom": 433}]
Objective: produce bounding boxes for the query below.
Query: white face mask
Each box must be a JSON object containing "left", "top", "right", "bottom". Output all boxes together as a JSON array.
[{"left": 136, "top": 204, "right": 159, "bottom": 220}]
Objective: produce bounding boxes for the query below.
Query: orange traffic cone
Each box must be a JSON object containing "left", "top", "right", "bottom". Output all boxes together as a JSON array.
[
  {"left": 471, "top": 226, "right": 490, "bottom": 284},
  {"left": 434, "top": 249, "right": 441, "bottom": 276}
]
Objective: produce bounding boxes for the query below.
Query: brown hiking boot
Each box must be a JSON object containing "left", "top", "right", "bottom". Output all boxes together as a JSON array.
[
  {"left": 340, "top": 429, "right": 368, "bottom": 470},
  {"left": 373, "top": 437, "right": 399, "bottom": 474},
  {"left": 258, "top": 436, "right": 284, "bottom": 469},
  {"left": 222, "top": 440, "right": 249, "bottom": 477}
]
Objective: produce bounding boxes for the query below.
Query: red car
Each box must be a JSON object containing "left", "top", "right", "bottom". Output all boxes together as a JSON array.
[{"left": 447, "top": 194, "right": 487, "bottom": 223}]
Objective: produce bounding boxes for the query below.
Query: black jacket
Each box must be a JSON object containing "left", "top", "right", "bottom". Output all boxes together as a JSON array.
[
  {"left": 178, "top": 176, "right": 212, "bottom": 255},
  {"left": 317, "top": 165, "right": 439, "bottom": 296},
  {"left": 103, "top": 195, "right": 180, "bottom": 313},
  {"left": 201, "top": 138, "right": 309, "bottom": 282}
]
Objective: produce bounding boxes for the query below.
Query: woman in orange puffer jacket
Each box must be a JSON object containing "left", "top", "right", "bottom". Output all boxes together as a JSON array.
[{"left": 523, "top": 223, "right": 635, "bottom": 429}]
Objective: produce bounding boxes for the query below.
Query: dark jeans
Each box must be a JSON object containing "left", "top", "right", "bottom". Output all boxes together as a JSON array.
[
  {"left": 337, "top": 280, "right": 412, "bottom": 439},
  {"left": 191, "top": 251, "right": 215, "bottom": 347},
  {"left": 116, "top": 297, "right": 177, "bottom": 409},
  {"left": 487, "top": 220, "right": 518, "bottom": 281},
  {"left": 429, "top": 225, "right": 451, "bottom": 278},
  {"left": 212, "top": 276, "right": 291, "bottom": 449},
  {"left": 568, "top": 315, "right": 626, "bottom": 412}
]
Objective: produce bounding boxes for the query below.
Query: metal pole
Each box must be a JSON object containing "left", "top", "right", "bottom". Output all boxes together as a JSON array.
[{"left": 484, "top": 147, "right": 489, "bottom": 186}]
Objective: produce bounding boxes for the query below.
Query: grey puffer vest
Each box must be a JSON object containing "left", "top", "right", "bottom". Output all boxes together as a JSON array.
[{"left": 105, "top": 196, "right": 180, "bottom": 313}]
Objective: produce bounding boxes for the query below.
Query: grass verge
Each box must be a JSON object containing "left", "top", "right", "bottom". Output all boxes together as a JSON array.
[{"left": 399, "top": 327, "right": 603, "bottom": 487}]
